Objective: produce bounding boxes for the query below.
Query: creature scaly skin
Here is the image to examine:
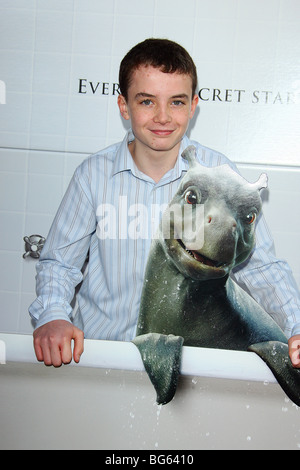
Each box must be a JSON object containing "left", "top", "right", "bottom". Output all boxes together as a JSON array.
[{"left": 133, "top": 146, "right": 300, "bottom": 406}]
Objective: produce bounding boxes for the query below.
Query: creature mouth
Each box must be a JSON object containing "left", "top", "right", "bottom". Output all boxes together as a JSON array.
[{"left": 178, "top": 240, "right": 226, "bottom": 269}]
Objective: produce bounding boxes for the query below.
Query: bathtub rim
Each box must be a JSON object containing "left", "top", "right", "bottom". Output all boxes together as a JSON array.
[{"left": 0, "top": 332, "right": 277, "bottom": 384}]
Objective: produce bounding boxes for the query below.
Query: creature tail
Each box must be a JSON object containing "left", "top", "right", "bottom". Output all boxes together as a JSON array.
[
  {"left": 132, "top": 333, "right": 184, "bottom": 405},
  {"left": 248, "top": 341, "right": 300, "bottom": 407}
]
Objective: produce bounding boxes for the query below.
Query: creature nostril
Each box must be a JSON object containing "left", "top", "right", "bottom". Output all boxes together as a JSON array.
[{"left": 232, "top": 222, "right": 237, "bottom": 234}]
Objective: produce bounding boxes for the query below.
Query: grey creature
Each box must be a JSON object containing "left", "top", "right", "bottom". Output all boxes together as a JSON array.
[{"left": 132, "top": 145, "right": 300, "bottom": 406}]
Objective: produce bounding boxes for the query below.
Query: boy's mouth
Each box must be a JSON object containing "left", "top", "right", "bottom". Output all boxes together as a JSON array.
[{"left": 150, "top": 129, "right": 174, "bottom": 136}]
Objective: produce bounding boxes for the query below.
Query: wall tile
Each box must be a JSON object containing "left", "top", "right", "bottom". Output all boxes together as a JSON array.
[
  {"left": 28, "top": 150, "right": 65, "bottom": 176},
  {"left": 32, "top": 52, "right": 71, "bottom": 95},
  {"left": 30, "top": 94, "right": 69, "bottom": 137},
  {"left": 0, "top": 50, "right": 33, "bottom": 93},
  {"left": 67, "top": 95, "right": 109, "bottom": 140},
  {"left": 0, "top": 93, "right": 32, "bottom": 135},
  {"left": 19, "top": 292, "right": 36, "bottom": 334},
  {"left": 26, "top": 173, "right": 63, "bottom": 215},
  {"left": 0, "top": 252, "right": 22, "bottom": 292},
  {"left": 193, "top": 19, "right": 236, "bottom": 64},
  {"left": 0, "top": 148, "right": 28, "bottom": 173},
  {"left": 29, "top": 133, "right": 67, "bottom": 153},
  {"left": 37, "top": 0, "right": 74, "bottom": 11},
  {"left": 64, "top": 152, "right": 88, "bottom": 177},
  {"left": 74, "top": 0, "right": 115, "bottom": 14},
  {"left": 0, "top": 0, "right": 299, "bottom": 337},
  {"left": 196, "top": 0, "right": 237, "bottom": 20},
  {"left": 237, "top": 0, "right": 280, "bottom": 21},
  {"left": 0, "top": 291, "right": 20, "bottom": 333},
  {"left": 65, "top": 136, "right": 107, "bottom": 156},
  {"left": 0, "top": 172, "right": 26, "bottom": 212},
  {"left": 34, "top": 10, "right": 74, "bottom": 54},
  {"left": 0, "top": 8, "right": 36, "bottom": 50},
  {"left": 70, "top": 55, "right": 112, "bottom": 95},
  {"left": 24, "top": 213, "right": 56, "bottom": 242},
  {"left": 153, "top": 17, "right": 195, "bottom": 51},
  {"left": 279, "top": 0, "right": 300, "bottom": 21},
  {"left": 116, "top": 0, "right": 155, "bottom": 16},
  {"left": 72, "top": 12, "right": 114, "bottom": 56},
  {"left": 0, "top": 0, "right": 36, "bottom": 8},
  {"left": 21, "top": 258, "right": 38, "bottom": 295},
  {"left": 111, "top": 16, "right": 155, "bottom": 59},
  {"left": 235, "top": 20, "right": 278, "bottom": 64},
  {"left": 0, "top": 132, "right": 29, "bottom": 151},
  {"left": 277, "top": 21, "right": 300, "bottom": 63},
  {"left": 0, "top": 212, "right": 24, "bottom": 252}
]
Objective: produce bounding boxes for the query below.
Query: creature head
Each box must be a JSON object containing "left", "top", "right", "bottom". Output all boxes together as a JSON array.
[{"left": 159, "top": 145, "right": 267, "bottom": 281}]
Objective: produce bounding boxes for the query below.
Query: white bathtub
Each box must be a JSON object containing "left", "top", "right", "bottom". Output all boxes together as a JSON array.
[{"left": 0, "top": 332, "right": 299, "bottom": 450}]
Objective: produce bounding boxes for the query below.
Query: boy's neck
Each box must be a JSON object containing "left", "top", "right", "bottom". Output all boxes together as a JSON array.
[{"left": 128, "top": 141, "right": 180, "bottom": 183}]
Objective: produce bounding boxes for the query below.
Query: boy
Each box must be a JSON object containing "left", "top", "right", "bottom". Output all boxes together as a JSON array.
[{"left": 29, "top": 38, "right": 300, "bottom": 368}]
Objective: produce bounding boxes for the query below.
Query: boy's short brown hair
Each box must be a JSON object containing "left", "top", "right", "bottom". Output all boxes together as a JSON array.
[{"left": 119, "top": 38, "right": 198, "bottom": 101}]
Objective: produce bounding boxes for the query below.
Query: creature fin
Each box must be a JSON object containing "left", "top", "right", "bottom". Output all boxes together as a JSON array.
[
  {"left": 248, "top": 341, "right": 300, "bottom": 407},
  {"left": 132, "top": 333, "right": 184, "bottom": 405},
  {"left": 254, "top": 173, "right": 268, "bottom": 191}
]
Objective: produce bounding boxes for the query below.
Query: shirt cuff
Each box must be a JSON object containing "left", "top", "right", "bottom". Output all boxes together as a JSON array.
[
  {"left": 33, "top": 309, "right": 72, "bottom": 330},
  {"left": 291, "top": 323, "right": 300, "bottom": 338}
]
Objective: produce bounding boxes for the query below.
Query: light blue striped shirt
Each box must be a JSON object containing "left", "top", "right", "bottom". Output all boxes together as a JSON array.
[{"left": 29, "top": 130, "right": 300, "bottom": 340}]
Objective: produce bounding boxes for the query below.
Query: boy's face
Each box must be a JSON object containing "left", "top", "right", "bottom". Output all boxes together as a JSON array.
[{"left": 118, "top": 65, "right": 198, "bottom": 159}]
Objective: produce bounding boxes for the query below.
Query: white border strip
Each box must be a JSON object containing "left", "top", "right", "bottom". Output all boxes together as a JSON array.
[{"left": 0, "top": 333, "right": 276, "bottom": 383}]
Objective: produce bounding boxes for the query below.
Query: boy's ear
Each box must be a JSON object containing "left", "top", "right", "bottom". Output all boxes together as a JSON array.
[
  {"left": 118, "top": 95, "right": 130, "bottom": 120},
  {"left": 190, "top": 94, "right": 199, "bottom": 119}
]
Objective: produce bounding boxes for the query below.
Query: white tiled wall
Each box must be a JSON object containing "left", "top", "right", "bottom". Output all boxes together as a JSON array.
[{"left": 0, "top": 0, "right": 299, "bottom": 334}]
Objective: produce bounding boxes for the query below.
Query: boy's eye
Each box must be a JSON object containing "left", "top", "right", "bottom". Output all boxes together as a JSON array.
[
  {"left": 172, "top": 100, "right": 184, "bottom": 106},
  {"left": 141, "top": 99, "right": 153, "bottom": 106}
]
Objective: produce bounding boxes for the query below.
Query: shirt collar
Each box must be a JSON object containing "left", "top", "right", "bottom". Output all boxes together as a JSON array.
[
  {"left": 111, "top": 130, "right": 136, "bottom": 177},
  {"left": 111, "top": 129, "right": 190, "bottom": 183}
]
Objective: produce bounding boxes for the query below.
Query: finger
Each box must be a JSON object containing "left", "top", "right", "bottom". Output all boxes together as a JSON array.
[
  {"left": 34, "top": 335, "right": 53, "bottom": 365},
  {"left": 60, "top": 339, "right": 73, "bottom": 365},
  {"left": 49, "top": 342, "right": 64, "bottom": 367},
  {"left": 73, "top": 328, "right": 84, "bottom": 363},
  {"left": 290, "top": 349, "right": 300, "bottom": 368},
  {"left": 289, "top": 339, "right": 300, "bottom": 368},
  {"left": 39, "top": 340, "right": 54, "bottom": 366},
  {"left": 33, "top": 337, "right": 44, "bottom": 362}
]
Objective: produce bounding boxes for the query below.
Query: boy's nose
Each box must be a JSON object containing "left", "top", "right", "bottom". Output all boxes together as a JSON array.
[{"left": 153, "top": 105, "right": 171, "bottom": 124}]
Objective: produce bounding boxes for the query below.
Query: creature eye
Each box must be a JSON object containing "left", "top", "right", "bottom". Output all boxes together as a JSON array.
[
  {"left": 245, "top": 212, "right": 256, "bottom": 224},
  {"left": 184, "top": 190, "right": 198, "bottom": 205}
]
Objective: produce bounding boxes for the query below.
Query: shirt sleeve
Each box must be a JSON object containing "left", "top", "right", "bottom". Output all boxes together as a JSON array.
[
  {"left": 29, "top": 164, "right": 97, "bottom": 329},
  {"left": 231, "top": 212, "right": 300, "bottom": 338}
]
